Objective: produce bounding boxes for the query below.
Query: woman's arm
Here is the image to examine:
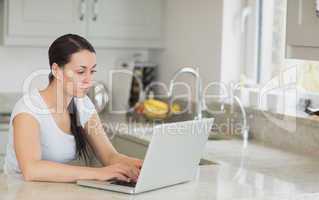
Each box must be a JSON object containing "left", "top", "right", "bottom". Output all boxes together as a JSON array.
[
  {"left": 84, "top": 113, "right": 142, "bottom": 180},
  {"left": 14, "top": 113, "right": 132, "bottom": 183},
  {"left": 84, "top": 113, "right": 119, "bottom": 166}
]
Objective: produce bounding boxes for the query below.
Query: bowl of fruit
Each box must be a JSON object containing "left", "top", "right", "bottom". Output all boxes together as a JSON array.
[{"left": 134, "top": 98, "right": 181, "bottom": 120}]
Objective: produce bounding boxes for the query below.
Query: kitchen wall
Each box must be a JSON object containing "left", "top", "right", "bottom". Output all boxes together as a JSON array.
[
  {"left": 0, "top": 46, "right": 149, "bottom": 93},
  {"left": 154, "top": 0, "right": 223, "bottom": 97}
]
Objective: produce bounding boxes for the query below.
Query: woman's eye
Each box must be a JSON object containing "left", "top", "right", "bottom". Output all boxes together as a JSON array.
[
  {"left": 77, "top": 71, "right": 85, "bottom": 74},
  {"left": 91, "top": 70, "right": 97, "bottom": 74}
]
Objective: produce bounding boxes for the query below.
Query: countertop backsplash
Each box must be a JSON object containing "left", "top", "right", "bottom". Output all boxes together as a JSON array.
[{"left": 208, "top": 101, "right": 319, "bottom": 158}]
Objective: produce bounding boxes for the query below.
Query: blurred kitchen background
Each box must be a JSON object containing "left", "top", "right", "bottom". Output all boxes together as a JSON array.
[{"left": 2, "top": 0, "right": 319, "bottom": 169}]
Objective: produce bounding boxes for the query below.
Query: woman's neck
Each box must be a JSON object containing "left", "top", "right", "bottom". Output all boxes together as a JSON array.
[{"left": 41, "top": 81, "right": 73, "bottom": 113}]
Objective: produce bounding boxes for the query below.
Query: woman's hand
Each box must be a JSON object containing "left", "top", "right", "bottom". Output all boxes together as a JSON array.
[
  {"left": 109, "top": 154, "right": 143, "bottom": 182},
  {"left": 95, "top": 163, "right": 138, "bottom": 182}
]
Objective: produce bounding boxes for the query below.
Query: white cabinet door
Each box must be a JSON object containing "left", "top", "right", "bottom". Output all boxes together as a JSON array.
[
  {"left": 87, "top": 0, "right": 163, "bottom": 48},
  {"left": 2, "top": 0, "right": 163, "bottom": 48},
  {"left": 286, "top": 0, "right": 319, "bottom": 60},
  {"left": 5, "top": 0, "right": 86, "bottom": 46},
  {"left": 287, "top": 0, "right": 319, "bottom": 47}
]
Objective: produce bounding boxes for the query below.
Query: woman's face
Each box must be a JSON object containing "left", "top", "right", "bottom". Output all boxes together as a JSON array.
[{"left": 55, "top": 50, "right": 97, "bottom": 98}]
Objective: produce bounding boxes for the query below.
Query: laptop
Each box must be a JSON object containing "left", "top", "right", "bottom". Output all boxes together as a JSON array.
[{"left": 77, "top": 118, "right": 214, "bottom": 194}]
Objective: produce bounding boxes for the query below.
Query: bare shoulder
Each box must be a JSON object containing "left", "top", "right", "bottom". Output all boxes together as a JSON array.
[{"left": 13, "top": 113, "right": 40, "bottom": 135}]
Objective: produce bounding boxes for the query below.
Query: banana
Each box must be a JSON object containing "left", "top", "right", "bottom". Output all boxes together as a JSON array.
[
  {"left": 171, "top": 103, "right": 181, "bottom": 114},
  {"left": 144, "top": 100, "right": 167, "bottom": 113},
  {"left": 143, "top": 99, "right": 182, "bottom": 120},
  {"left": 143, "top": 99, "right": 168, "bottom": 119},
  {"left": 144, "top": 99, "right": 168, "bottom": 110}
]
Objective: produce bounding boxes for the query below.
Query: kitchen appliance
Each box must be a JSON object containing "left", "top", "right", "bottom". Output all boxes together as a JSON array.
[
  {"left": 128, "top": 62, "right": 157, "bottom": 109},
  {"left": 87, "top": 81, "right": 109, "bottom": 113}
]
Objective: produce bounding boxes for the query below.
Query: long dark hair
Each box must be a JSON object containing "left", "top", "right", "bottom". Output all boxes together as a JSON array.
[{"left": 48, "top": 34, "right": 96, "bottom": 163}]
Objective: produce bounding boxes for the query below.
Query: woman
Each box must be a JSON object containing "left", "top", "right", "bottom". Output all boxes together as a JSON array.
[{"left": 3, "top": 34, "right": 142, "bottom": 183}]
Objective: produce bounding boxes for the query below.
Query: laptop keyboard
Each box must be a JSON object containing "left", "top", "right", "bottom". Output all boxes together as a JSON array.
[{"left": 110, "top": 180, "right": 136, "bottom": 187}]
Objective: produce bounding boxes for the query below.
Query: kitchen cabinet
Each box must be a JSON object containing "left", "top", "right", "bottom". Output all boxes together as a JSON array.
[
  {"left": 82, "top": 135, "right": 148, "bottom": 168},
  {"left": 286, "top": 0, "right": 319, "bottom": 60},
  {"left": 0, "top": 155, "right": 4, "bottom": 172},
  {"left": 69, "top": 134, "right": 148, "bottom": 168},
  {"left": 0, "top": 0, "right": 163, "bottom": 48},
  {"left": 0, "top": 124, "right": 9, "bottom": 172},
  {"left": 4, "top": 0, "right": 86, "bottom": 46},
  {"left": 0, "top": 130, "right": 8, "bottom": 155},
  {"left": 111, "top": 135, "right": 148, "bottom": 160},
  {"left": 111, "top": 134, "right": 215, "bottom": 165},
  {"left": 87, "top": 0, "right": 163, "bottom": 48}
]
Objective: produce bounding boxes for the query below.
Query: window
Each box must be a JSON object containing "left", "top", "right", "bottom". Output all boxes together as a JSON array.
[
  {"left": 251, "top": 0, "right": 319, "bottom": 116},
  {"left": 259, "top": 0, "right": 287, "bottom": 84},
  {"left": 221, "top": 0, "right": 319, "bottom": 116}
]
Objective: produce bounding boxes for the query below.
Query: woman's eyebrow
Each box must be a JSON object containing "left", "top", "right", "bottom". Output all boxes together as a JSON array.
[{"left": 79, "top": 64, "right": 97, "bottom": 69}]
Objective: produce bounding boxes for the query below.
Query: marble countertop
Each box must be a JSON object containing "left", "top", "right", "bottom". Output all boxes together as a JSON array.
[
  {"left": 100, "top": 112, "right": 319, "bottom": 178},
  {"left": 2, "top": 164, "right": 319, "bottom": 200},
  {"left": 97, "top": 113, "right": 319, "bottom": 197},
  {"left": 115, "top": 130, "right": 319, "bottom": 184},
  {"left": 2, "top": 112, "right": 319, "bottom": 199}
]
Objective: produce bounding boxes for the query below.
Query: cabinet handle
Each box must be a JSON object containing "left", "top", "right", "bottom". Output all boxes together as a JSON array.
[
  {"left": 80, "top": 0, "right": 86, "bottom": 21},
  {"left": 92, "top": 0, "right": 99, "bottom": 21}
]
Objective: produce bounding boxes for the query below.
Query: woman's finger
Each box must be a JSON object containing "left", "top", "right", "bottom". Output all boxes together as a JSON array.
[
  {"left": 125, "top": 164, "right": 139, "bottom": 178},
  {"left": 113, "top": 173, "right": 130, "bottom": 182},
  {"left": 130, "top": 166, "right": 140, "bottom": 178},
  {"left": 115, "top": 165, "right": 135, "bottom": 178},
  {"left": 114, "top": 163, "right": 141, "bottom": 179},
  {"left": 135, "top": 159, "right": 143, "bottom": 169}
]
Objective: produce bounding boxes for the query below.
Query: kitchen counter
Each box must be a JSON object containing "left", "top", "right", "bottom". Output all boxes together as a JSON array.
[
  {"left": 1, "top": 164, "right": 319, "bottom": 200},
  {"left": 1, "top": 112, "right": 319, "bottom": 199},
  {"left": 115, "top": 130, "right": 319, "bottom": 185},
  {"left": 100, "top": 112, "right": 319, "bottom": 174},
  {"left": 204, "top": 140, "right": 319, "bottom": 184},
  {"left": 98, "top": 113, "right": 319, "bottom": 196}
]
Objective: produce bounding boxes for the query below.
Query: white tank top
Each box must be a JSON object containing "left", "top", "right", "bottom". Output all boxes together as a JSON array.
[{"left": 3, "top": 89, "right": 96, "bottom": 177}]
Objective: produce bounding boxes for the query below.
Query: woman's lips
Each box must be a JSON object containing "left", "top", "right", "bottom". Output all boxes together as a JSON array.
[
  {"left": 75, "top": 87, "right": 89, "bottom": 93},
  {"left": 81, "top": 88, "right": 89, "bottom": 92},
  {"left": 78, "top": 84, "right": 92, "bottom": 92},
  {"left": 79, "top": 85, "right": 91, "bottom": 90}
]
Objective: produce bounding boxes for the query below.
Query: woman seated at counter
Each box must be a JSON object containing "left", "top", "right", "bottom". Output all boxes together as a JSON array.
[{"left": 3, "top": 34, "right": 142, "bottom": 183}]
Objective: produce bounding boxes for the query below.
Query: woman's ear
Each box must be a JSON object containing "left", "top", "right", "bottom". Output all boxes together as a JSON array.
[{"left": 51, "top": 63, "right": 62, "bottom": 80}]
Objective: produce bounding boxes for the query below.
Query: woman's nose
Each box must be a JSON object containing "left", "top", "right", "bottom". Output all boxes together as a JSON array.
[{"left": 82, "top": 72, "right": 93, "bottom": 86}]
